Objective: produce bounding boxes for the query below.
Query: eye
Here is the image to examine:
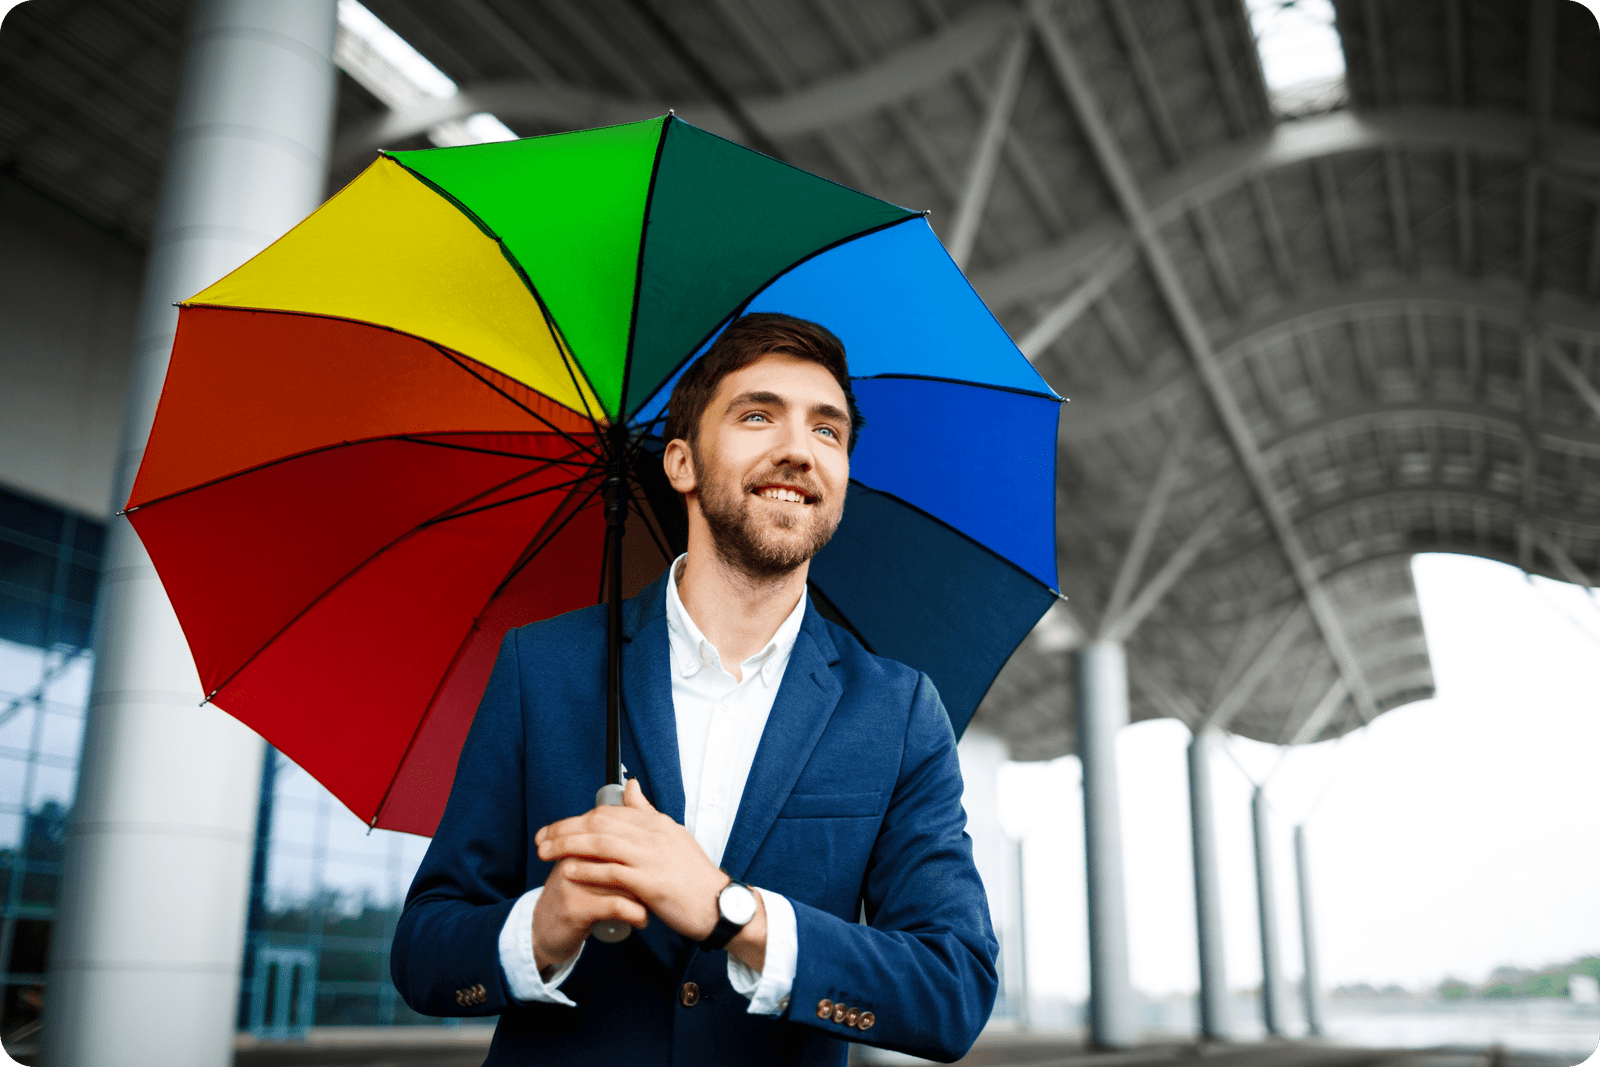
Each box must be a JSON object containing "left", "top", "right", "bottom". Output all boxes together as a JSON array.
[
  {"left": 814, "top": 425, "right": 838, "bottom": 439},
  {"left": 741, "top": 412, "right": 770, "bottom": 423}
]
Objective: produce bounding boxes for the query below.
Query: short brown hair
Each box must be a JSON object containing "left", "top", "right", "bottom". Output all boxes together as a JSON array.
[{"left": 663, "top": 312, "right": 863, "bottom": 453}]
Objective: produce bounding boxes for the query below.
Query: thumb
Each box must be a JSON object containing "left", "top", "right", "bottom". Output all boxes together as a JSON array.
[{"left": 623, "top": 776, "right": 656, "bottom": 812}]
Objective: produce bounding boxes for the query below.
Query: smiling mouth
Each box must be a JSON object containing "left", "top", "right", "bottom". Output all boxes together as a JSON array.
[{"left": 752, "top": 484, "right": 815, "bottom": 504}]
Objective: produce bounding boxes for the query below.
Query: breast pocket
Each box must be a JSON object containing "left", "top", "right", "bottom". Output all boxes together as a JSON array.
[{"left": 777, "top": 790, "right": 884, "bottom": 819}]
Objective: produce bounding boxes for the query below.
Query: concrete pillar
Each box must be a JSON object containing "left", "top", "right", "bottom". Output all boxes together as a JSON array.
[
  {"left": 1074, "top": 641, "right": 1136, "bottom": 1049},
  {"left": 1011, "top": 837, "right": 1030, "bottom": 1029},
  {"left": 1294, "top": 826, "right": 1324, "bottom": 1036},
  {"left": 1251, "top": 787, "right": 1284, "bottom": 1037},
  {"left": 1187, "top": 728, "right": 1230, "bottom": 1041},
  {"left": 958, "top": 728, "right": 1015, "bottom": 1018},
  {"left": 43, "top": 5, "right": 337, "bottom": 1065}
]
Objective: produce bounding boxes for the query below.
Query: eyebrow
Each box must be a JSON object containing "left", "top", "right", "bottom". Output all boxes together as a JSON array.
[{"left": 726, "top": 391, "right": 852, "bottom": 429}]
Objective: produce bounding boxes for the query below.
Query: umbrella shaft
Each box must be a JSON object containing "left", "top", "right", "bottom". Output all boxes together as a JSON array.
[{"left": 603, "top": 449, "right": 628, "bottom": 789}]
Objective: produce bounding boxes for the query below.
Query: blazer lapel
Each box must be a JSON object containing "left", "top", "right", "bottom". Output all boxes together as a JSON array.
[
  {"left": 619, "top": 572, "right": 685, "bottom": 823},
  {"left": 719, "top": 607, "right": 843, "bottom": 882}
]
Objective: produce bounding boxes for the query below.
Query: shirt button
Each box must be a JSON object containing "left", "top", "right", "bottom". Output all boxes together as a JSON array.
[{"left": 707, "top": 793, "right": 721, "bottom": 807}]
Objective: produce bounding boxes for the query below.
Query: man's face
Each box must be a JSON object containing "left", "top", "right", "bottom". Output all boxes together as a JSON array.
[{"left": 680, "top": 352, "right": 851, "bottom": 579}]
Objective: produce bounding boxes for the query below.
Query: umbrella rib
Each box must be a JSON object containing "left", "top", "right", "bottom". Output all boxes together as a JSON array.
[
  {"left": 198, "top": 459, "right": 599, "bottom": 706},
  {"left": 853, "top": 372, "right": 1061, "bottom": 401},
  {"left": 626, "top": 472, "right": 676, "bottom": 565},
  {"left": 126, "top": 435, "right": 595, "bottom": 514},
  {"left": 370, "top": 477, "right": 604, "bottom": 829},
  {"left": 381, "top": 157, "right": 612, "bottom": 432},
  {"left": 482, "top": 479, "right": 605, "bottom": 609},
  {"left": 176, "top": 303, "right": 607, "bottom": 453},
  {"left": 396, "top": 435, "right": 598, "bottom": 469},
  {"left": 422, "top": 475, "right": 594, "bottom": 527},
  {"left": 619, "top": 213, "right": 924, "bottom": 423},
  {"left": 617, "top": 116, "right": 674, "bottom": 419},
  {"left": 430, "top": 346, "right": 605, "bottom": 460},
  {"left": 838, "top": 478, "right": 1061, "bottom": 596}
]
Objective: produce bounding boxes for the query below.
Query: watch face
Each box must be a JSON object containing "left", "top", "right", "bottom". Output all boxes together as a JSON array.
[{"left": 720, "top": 882, "right": 758, "bottom": 925}]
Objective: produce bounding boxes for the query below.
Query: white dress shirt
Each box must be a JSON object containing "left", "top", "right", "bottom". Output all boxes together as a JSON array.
[{"left": 498, "top": 554, "right": 804, "bottom": 1014}]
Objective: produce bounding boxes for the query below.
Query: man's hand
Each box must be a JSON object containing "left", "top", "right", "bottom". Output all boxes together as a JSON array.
[
  {"left": 535, "top": 779, "right": 728, "bottom": 943},
  {"left": 531, "top": 858, "right": 649, "bottom": 974}
]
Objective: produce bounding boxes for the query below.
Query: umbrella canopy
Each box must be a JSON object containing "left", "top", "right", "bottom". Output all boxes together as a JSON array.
[{"left": 126, "top": 115, "right": 1062, "bottom": 836}]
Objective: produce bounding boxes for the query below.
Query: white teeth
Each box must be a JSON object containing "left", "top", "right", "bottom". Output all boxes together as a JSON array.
[{"left": 758, "top": 487, "right": 806, "bottom": 503}]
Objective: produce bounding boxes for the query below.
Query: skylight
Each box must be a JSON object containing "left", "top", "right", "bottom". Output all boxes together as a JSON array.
[
  {"left": 335, "top": 0, "right": 518, "bottom": 147},
  {"left": 1245, "top": 0, "right": 1349, "bottom": 118}
]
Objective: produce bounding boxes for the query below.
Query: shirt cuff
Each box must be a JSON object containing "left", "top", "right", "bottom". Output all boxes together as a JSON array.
[
  {"left": 726, "top": 887, "right": 796, "bottom": 1016},
  {"left": 497, "top": 886, "right": 582, "bottom": 1005}
]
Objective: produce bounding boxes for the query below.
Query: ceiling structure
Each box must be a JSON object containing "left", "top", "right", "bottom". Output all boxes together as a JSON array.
[{"left": 5, "top": 0, "right": 1599, "bottom": 758}]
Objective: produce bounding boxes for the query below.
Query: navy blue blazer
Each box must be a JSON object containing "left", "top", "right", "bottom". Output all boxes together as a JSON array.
[{"left": 391, "top": 571, "right": 998, "bottom": 1065}]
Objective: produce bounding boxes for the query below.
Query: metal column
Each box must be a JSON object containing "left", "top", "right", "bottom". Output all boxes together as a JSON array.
[
  {"left": 1188, "top": 728, "right": 1230, "bottom": 1040},
  {"left": 1075, "top": 641, "right": 1136, "bottom": 1049},
  {"left": 1251, "top": 786, "right": 1284, "bottom": 1037},
  {"left": 43, "top": 4, "right": 337, "bottom": 1065},
  {"left": 1294, "top": 826, "right": 1324, "bottom": 1036}
]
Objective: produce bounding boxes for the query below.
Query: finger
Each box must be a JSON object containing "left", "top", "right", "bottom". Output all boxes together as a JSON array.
[
  {"left": 538, "top": 831, "right": 644, "bottom": 865},
  {"left": 561, "top": 857, "right": 639, "bottom": 887},
  {"left": 623, "top": 776, "right": 656, "bottom": 812}
]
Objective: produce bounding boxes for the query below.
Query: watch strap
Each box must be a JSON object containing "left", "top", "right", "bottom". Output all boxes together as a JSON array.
[{"left": 697, "top": 878, "right": 752, "bottom": 952}]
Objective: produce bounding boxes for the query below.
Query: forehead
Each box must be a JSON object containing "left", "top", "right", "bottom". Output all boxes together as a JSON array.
[{"left": 711, "top": 351, "right": 848, "bottom": 408}]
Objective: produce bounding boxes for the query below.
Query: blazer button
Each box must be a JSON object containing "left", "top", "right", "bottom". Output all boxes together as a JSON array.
[
  {"left": 680, "top": 981, "right": 701, "bottom": 1007},
  {"left": 844, "top": 1007, "right": 860, "bottom": 1028},
  {"left": 857, "top": 1011, "right": 876, "bottom": 1031},
  {"left": 832, "top": 1003, "right": 848, "bottom": 1024},
  {"left": 816, "top": 998, "right": 834, "bottom": 1019}
]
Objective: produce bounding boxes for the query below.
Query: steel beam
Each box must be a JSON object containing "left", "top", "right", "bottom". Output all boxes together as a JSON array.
[
  {"left": 1106, "top": 0, "right": 1184, "bottom": 165},
  {"left": 948, "top": 31, "right": 1031, "bottom": 268},
  {"left": 334, "top": 0, "right": 1021, "bottom": 162},
  {"left": 1031, "top": 2, "right": 1379, "bottom": 720},
  {"left": 1102, "top": 502, "right": 1240, "bottom": 644},
  {"left": 1016, "top": 247, "right": 1136, "bottom": 358},
  {"left": 1202, "top": 608, "right": 1308, "bottom": 732},
  {"left": 1102, "top": 427, "right": 1193, "bottom": 629},
  {"left": 1284, "top": 678, "right": 1348, "bottom": 746},
  {"left": 965, "top": 105, "right": 1600, "bottom": 313},
  {"left": 1385, "top": 150, "right": 1414, "bottom": 270},
  {"left": 1545, "top": 344, "right": 1600, "bottom": 422},
  {"left": 1259, "top": 402, "right": 1600, "bottom": 462}
]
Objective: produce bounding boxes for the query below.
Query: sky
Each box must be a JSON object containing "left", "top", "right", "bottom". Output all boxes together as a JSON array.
[{"left": 999, "top": 553, "right": 1600, "bottom": 1001}]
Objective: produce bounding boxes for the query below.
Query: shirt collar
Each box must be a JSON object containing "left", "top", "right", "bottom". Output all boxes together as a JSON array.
[{"left": 664, "top": 553, "right": 807, "bottom": 687}]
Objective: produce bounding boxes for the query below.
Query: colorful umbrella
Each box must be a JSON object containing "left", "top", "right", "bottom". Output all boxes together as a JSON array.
[{"left": 125, "top": 115, "right": 1062, "bottom": 837}]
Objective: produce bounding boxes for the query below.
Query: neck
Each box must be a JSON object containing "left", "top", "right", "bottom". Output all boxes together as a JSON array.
[{"left": 676, "top": 533, "right": 808, "bottom": 670}]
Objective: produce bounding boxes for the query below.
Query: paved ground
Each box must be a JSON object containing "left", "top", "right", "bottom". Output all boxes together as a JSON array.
[{"left": 5, "top": 1026, "right": 1577, "bottom": 1067}]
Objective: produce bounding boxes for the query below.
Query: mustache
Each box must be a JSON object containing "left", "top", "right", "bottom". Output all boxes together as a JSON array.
[{"left": 743, "top": 471, "right": 824, "bottom": 502}]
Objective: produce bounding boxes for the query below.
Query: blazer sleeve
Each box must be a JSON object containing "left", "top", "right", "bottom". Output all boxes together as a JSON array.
[
  {"left": 786, "top": 672, "right": 999, "bottom": 1062},
  {"left": 390, "top": 630, "right": 528, "bottom": 1017}
]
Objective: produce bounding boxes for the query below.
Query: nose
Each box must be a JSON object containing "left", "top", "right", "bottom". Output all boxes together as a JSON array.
[{"left": 769, "top": 421, "right": 814, "bottom": 471}]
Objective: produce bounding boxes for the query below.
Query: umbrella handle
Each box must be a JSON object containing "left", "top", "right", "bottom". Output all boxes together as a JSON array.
[{"left": 589, "top": 783, "right": 632, "bottom": 943}]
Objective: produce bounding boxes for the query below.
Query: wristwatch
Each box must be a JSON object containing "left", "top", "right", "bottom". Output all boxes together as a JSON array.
[{"left": 698, "top": 877, "right": 757, "bottom": 952}]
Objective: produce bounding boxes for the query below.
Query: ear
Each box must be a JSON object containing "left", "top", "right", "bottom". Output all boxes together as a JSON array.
[{"left": 663, "top": 438, "right": 697, "bottom": 496}]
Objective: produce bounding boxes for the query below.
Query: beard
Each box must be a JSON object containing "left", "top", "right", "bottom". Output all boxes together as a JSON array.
[{"left": 692, "top": 452, "right": 844, "bottom": 581}]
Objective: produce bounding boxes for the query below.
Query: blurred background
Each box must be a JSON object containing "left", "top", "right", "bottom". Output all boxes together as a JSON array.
[{"left": 1, "top": 0, "right": 1599, "bottom": 1064}]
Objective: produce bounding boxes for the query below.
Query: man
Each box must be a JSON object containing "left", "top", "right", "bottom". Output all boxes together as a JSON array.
[{"left": 391, "top": 313, "right": 997, "bottom": 1065}]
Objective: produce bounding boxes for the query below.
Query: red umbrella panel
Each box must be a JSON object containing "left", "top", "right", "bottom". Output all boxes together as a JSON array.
[{"left": 126, "top": 307, "right": 669, "bottom": 834}]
